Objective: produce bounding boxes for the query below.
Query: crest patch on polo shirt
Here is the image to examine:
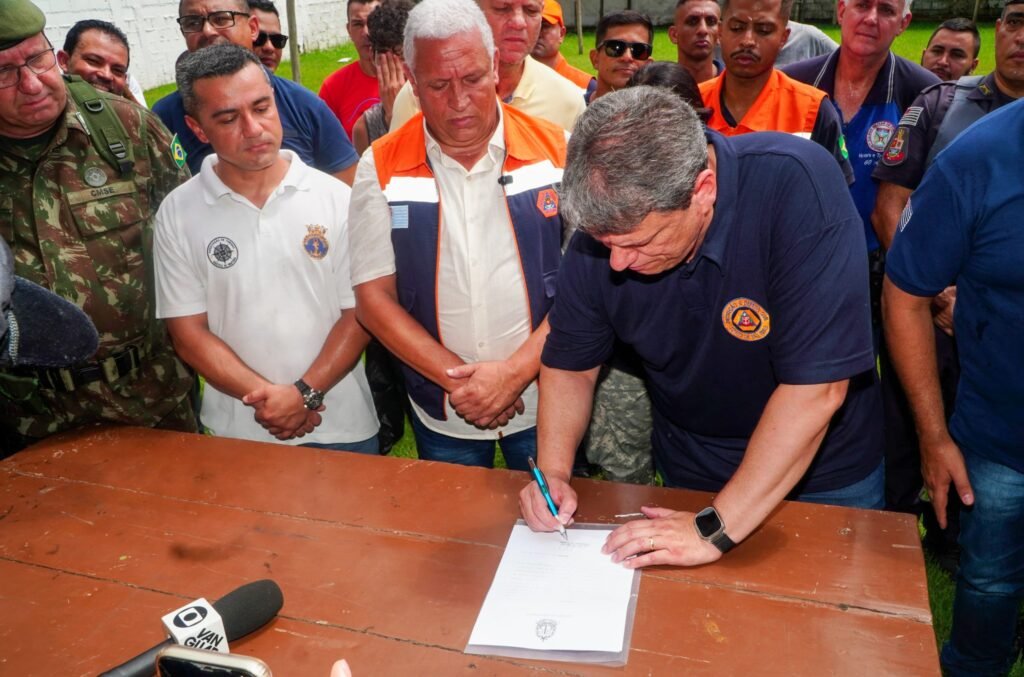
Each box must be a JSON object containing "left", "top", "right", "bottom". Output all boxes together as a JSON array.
[
  {"left": 722, "top": 297, "right": 770, "bottom": 342},
  {"left": 207, "top": 237, "right": 239, "bottom": 269},
  {"left": 303, "top": 225, "right": 329, "bottom": 260},
  {"left": 536, "top": 188, "right": 558, "bottom": 218},
  {"left": 866, "top": 121, "right": 896, "bottom": 153}
]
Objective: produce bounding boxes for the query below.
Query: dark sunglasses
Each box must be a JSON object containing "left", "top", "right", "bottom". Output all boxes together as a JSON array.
[
  {"left": 255, "top": 31, "right": 288, "bottom": 49},
  {"left": 597, "top": 39, "right": 653, "bottom": 60}
]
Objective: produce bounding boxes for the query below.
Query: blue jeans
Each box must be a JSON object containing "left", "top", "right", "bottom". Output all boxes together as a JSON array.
[
  {"left": 410, "top": 412, "right": 535, "bottom": 471},
  {"left": 942, "top": 453, "right": 1024, "bottom": 677},
  {"left": 301, "top": 435, "right": 380, "bottom": 454},
  {"left": 793, "top": 461, "right": 885, "bottom": 509}
]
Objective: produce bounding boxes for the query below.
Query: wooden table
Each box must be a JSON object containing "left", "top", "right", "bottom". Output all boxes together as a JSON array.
[{"left": 0, "top": 427, "right": 938, "bottom": 676}]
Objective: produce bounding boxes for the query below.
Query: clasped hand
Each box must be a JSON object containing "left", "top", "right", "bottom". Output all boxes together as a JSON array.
[
  {"left": 242, "top": 383, "right": 323, "bottom": 440},
  {"left": 447, "top": 360, "right": 526, "bottom": 429}
]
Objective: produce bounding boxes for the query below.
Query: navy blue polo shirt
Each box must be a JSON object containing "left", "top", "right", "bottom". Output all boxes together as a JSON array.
[
  {"left": 154, "top": 71, "right": 358, "bottom": 175},
  {"left": 886, "top": 100, "right": 1024, "bottom": 472},
  {"left": 542, "top": 131, "right": 882, "bottom": 493},
  {"left": 784, "top": 50, "right": 938, "bottom": 251}
]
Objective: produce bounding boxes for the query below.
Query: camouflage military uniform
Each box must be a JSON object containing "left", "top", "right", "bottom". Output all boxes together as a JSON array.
[
  {"left": 582, "top": 364, "right": 655, "bottom": 485},
  {"left": 0, "top": 80, "right": 196, "bottom": 453}
]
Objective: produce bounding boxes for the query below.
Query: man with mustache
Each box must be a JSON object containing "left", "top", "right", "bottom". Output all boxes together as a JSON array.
[
  {"left": 588, "top": 10, "right": 653, "bottom": 102},
  {"left": 699, "top": 0, "right": 852, "bottom": 182},
  {"left": 153, "top": 44, "right": 379, "bottom": 451},
  {"left": 919, "top": 17, "right": 979, "bottom": 82},
  {"left": 57, "top": 20, "right": 139, "bottom": 103}
]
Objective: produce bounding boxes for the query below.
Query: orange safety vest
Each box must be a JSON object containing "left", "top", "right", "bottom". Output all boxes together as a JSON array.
[
  {"left": 700, "top": 68, "right": 824, "bottom": 137},
  {"left": 553, "top": 54, "right": 595, "bottom": 90}
]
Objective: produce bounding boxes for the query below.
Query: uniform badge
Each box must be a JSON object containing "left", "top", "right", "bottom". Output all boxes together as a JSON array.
[
  {"left": 536, "top": 619, "right": 557, "bottom": 641},
  {"left": 866, "top": 121, "right": 896, "bottom": 153},
  {"left": 536, "top": 188, "right": 558, "bottom": 218},
  {"left": 722, "top": 297, "right": 771, "bottom": 342},
  {"left": 839, "top": 133, "right": 849, "bottom": 161},
  {"left": 84, "top": 166, "right": 107, "bottom": 187},
  {"left": 302, "top": 225, "right": 329, "bottom": 259},
  {"left": 882, "top": 127, "right": 908, "bottom": 166},
  {"left": 207, "top": 236, "right": 239, "bottom": 269},
  {"left": 170, "top": 134, "right": 187, "bottom": 169}
]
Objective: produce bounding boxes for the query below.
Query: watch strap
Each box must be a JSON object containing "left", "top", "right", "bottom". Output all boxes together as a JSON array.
[{"left": 709, "top": 531, "right": 736, "bottom": 554}]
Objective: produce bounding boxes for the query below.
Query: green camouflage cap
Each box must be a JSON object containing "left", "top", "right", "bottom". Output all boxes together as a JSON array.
[{"left": 0, "top": 0, "right": 46, "bottom": 51}]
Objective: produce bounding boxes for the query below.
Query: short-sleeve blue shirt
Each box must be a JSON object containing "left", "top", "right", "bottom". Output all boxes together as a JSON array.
[
  {"left": 784, "top": 50, "right": 939, "bottom": 251},
  {"left": 542, "top": 131, "right": 882, "bottom": 493},
  {"left": 154, "top": 71, "right": 358, "bottom": 175},
  {"left": 886, "top": 99, "right": 1024, "bottom": 472}
]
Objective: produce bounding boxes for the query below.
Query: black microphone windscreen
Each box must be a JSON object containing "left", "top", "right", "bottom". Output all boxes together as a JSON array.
[{"left": 213, "top": 579, "right": 284, "bottom": 642}]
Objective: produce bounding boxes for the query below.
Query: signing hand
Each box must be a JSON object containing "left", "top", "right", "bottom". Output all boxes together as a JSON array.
[
  {"left": 519, "top": 471, "right": 576, "bottom": 532},
  {"left": 603, "top": 506, "right": 722, "bottom": 569},
  {"left": 921, "top": 432, "right": 974, "bottom": 529},
  {"left": 447, "top": 361, "right": 527, "bottom": 428}
]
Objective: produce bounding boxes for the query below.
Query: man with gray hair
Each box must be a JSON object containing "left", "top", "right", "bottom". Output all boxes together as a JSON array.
[
  {"left": 153, "top": 44, "right": 379, "bottom": 451},
  {"left": 519, "top": 87, "right": 883, "bottom": 567},
  {"left": 349, "top": 0, "right": 568, "bottom": 470},
  {"left": 386, "top": 0, "right": 586, "bottom": 131}
]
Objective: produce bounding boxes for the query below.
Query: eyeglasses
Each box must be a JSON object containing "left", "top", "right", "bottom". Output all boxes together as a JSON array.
[
  {"left": 0, "top": 48, "right": 57, "bottom": 89},
  {"left": 597, "top": 39, "right": 653, "bottom": 61},
  {"left": 177, "top": 10, "right": 250, "bottom": 33},
  {"left": 254, "top": 31, "right": 288, "bottom": 49}
]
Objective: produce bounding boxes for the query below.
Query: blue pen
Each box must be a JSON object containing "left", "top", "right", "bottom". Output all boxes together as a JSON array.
[{"left": 528, "top": 456, "right": 568, "bottom": 541}]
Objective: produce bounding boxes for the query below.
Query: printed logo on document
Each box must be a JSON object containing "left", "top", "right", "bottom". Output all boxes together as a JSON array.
[{"left": 536, "top": 618, "right": 558, "bottom": 641}]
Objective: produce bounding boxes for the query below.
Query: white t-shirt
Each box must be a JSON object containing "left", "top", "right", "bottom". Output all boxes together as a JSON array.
[
  {"left": 154, "top": 151, "right": 378, "bottom": 445},
  {"left": 348, "top": 113, "right": 540, "bottom": 440}
]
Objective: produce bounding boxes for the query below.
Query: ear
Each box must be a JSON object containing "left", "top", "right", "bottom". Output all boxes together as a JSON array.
[
  {"left": 693, "top": 166, "right": 718, "bottom": 211},
  {"left": 897, "top": 11, "right": 911, "bottom": 34},
  {"left": 492, "top": 47, "right": 500, "bottom": 81},
  {"left": 185, "top": 114, "right": 209, "bottom": 144},
  {"left": 404, "top": 62, "right": 418, "bottom": 99},
  {"left": 969, "top": 57, "right": 978, "bottom": 74},
  {"left": 589, "top": 48, "right": 599, "bottom": 69},
  {"left": 56, "top": 50, "right": 70, "bottom": 70},
  {"left": 836, "top": 0, "right": 847, "bottom": 25},
  {"left": 248, "top": 15, "right": 260, "bottom": 47},
  {"left": 668, "top": 25, "right": 679, "bottom": 44}
]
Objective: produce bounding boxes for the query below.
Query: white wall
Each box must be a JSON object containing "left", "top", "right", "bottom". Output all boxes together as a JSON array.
[{"left": 35, "top": 0, "right": 349, "bottom": 92}]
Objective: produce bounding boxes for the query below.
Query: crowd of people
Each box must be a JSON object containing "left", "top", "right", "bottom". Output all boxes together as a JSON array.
[{"left": 0, "top": 0, "right": 1022, "bottom": 673}]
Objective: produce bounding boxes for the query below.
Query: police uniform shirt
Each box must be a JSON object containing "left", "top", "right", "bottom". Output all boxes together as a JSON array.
[
  {"left": 784, "top": 50, "right": 939, "bottom": 251},
  {"left": 872, "top": 73, "right": 1018, "bottom": 190},
  {"left": 542, "top": 131, "right": 882, "bottom": 494},
  {"left": 886, "top": 99, "right": 1024, "bottom": 470},
  {"left": 153, "top": 70, "right": 359, "bottom": 175}
]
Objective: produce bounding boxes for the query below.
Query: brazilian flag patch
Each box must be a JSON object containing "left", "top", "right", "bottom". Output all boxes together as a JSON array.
[
  {"left": 170, "top": 133, "right": 187, "bottom": 169},
  {"left": 839, "top": 134, "right": 849, "bottom": 161}
]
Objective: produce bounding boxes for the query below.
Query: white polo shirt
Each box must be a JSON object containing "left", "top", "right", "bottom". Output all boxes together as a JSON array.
[
  {"left": 154, "top": 151, "right": 378, "bottom": 445},
  {"left": 349, "top": 112, "right": 538, "bottom": 440}
]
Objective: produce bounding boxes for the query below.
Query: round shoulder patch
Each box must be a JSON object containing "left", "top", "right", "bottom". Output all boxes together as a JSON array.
[
  {"left": 866, "top": 121, "right": 896, "bottom": 153},
  {"left": 722, "top": 297, "right": 771, "bottom": 342},
  {"left": 207, "top": 237, "right": 239, "bottom": 269}
]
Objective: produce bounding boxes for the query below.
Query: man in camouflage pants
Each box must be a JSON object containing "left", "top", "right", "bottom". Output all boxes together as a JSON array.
[{"left": 0, "top": 0, "right": 196, "bottom": 456}]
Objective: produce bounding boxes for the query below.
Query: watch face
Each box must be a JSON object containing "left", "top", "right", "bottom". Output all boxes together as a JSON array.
[
  {"left": 695, "top": 507, "right": 723, "bottom": 538},
  {"left": 305, "top": 391, "right": 324, "bottom": 409}
]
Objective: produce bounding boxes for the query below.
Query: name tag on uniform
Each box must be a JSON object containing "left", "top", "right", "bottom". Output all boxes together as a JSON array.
[
  {"left": 390, "top": 205, "right": 409, "bottom": 229},
  {"left": 64, "top": 180, "right": 136, "bottom": 206}
]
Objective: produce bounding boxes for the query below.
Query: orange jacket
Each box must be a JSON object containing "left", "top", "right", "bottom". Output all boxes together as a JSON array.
[
  {"left": 700, "top": 68, "right": 824, "bottom": 137},
  {"left": 553, "top": 54, "right": 595, "bottom": 90}
]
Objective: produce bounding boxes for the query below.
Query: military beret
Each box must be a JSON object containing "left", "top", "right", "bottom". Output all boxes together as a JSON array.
[{"left": 0, "top": 0, "right": 46, "bottom": 52}]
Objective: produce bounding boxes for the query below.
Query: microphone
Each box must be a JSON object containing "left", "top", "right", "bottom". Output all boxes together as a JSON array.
[
  {"left": 99, "top": 579, "right": 284, "bottom": 677},
  {"left": 0, "top": 238, "right": 98, "bottom": 367},
  {"left": 497, "top": 175, "right": 513, "bottom": 186}
]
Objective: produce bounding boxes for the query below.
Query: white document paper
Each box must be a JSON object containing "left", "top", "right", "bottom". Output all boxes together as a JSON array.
[{"left": 467, "top": 522, "right": 638, "bottom": 657}]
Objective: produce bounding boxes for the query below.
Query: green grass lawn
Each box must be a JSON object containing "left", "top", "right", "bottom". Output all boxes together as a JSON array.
[{"left": 144, "top": 21, "right": 1021, "bottom": 672}]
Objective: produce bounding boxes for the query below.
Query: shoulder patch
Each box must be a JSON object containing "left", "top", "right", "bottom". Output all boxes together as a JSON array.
[
  {"left": 170, "top": 134, "right": 187, "bottom": 169},
  {"left": 882, "top": 127, "right": 908, "bottom": 166},
  {"left": 722, "top": 298, "right": 771, "bottom": 342},
  {"left": 536, "top": 188, "right": 558, "bottom": 218},
  {"left": 866, "top": 121, "right": 896, "bottom": 153},
  {"left": 898, "top": 106, "right": 923, "bottom": 128}
]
